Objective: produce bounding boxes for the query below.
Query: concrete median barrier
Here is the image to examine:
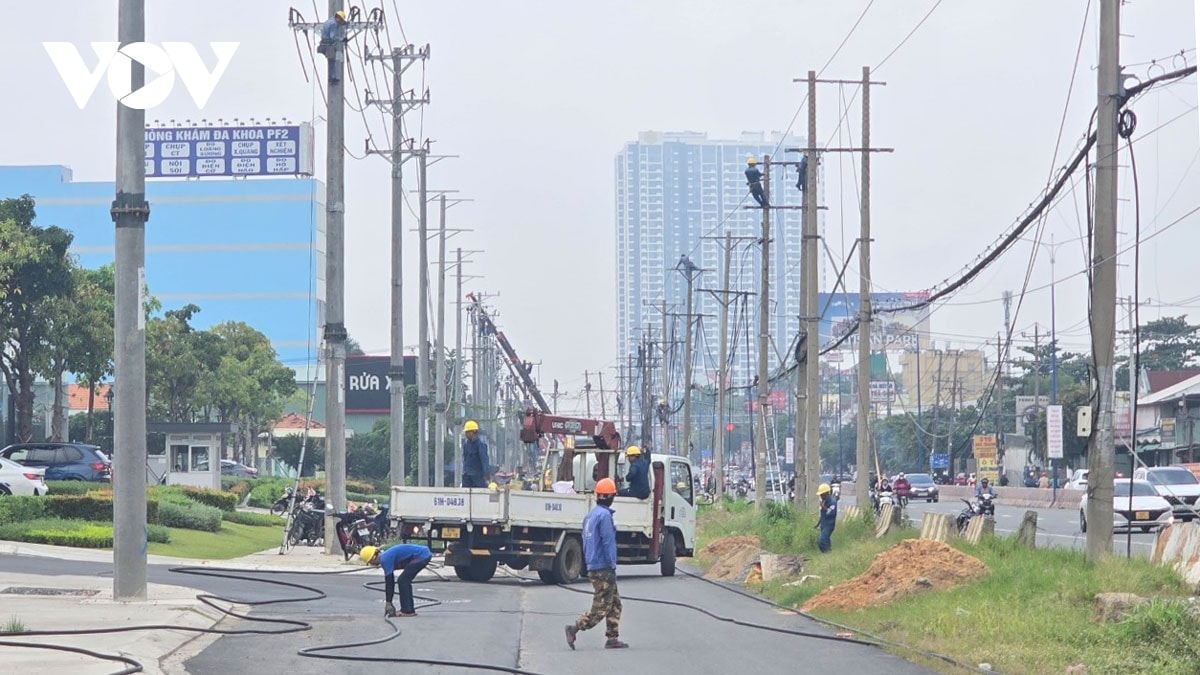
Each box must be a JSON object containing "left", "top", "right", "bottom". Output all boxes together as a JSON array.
[
  {"left": 919, "top": 512, "right": 956, "bottom": 542},
  {"left": 1151, "top": 521, "right": 1200, "bottom": 592},
  {"left": 962, "top": 515, "right": 995, "bottom": 544}
]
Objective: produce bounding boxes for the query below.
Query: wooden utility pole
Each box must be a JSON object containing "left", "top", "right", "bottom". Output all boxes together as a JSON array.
[{"left": 1086, "top": 0, "right": 1120, "bottom": 562}]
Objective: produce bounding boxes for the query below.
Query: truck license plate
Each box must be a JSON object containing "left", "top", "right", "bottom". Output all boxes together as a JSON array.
[
  {"left": 442, "top": 527, "right": 461, "bottom": 539},
  {"left": 1135, "top": 511, "right": 1149, "bottom": 520}
]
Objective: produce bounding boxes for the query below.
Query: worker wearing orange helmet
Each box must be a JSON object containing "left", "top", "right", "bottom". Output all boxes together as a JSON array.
[{"left": 565, "top": 477, "right": 628, "bottom": 650}]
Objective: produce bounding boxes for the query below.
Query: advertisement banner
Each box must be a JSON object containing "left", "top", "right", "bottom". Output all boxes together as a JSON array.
[
  {"left": 1046, "top": 405, "right": 1064, "bottom": 459},
  {"left": 345, "top": 355, "right": 417, "bottom": 414},
  {"left": 818, "top": 292, "right": 931, "bottom": 351},
  {"left": 785, "top": 437, "right": 795, "bottom": 464},
  {"left": 145, "top": 124, "right": 315, "bottom": 178},
  {"left": 869, "top": 380, "right": 896, "bottom": 403},
  {"left": 973, "top": 434, "right": 999, "bottom": 484}
]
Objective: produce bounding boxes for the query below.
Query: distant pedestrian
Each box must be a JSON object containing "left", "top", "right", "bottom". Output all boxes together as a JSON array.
[
  {"left": 565, "top": 477, "right": 628, "bottom": 650},
  {"left": 1038, "top": 472, "right": 1050, "bottom": 489},
  {"left": 815, "top": 483, "right": 837, "bottom": 553}
]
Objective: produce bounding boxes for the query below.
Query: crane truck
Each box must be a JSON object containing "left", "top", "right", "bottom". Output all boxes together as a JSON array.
[{"left": 389, "top": 409, "right": 697, "bottom": 584}]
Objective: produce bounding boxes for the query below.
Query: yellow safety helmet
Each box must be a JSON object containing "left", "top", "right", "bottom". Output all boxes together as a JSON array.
[
  {"left": 335, "top": 9, "right": 347, "bottom": 20},
  {"left": 746, "top": 155, "right": 757, "bottom": 165},
  {"left": 359, "top": 545, "right": 378, "bottom": 564},
  {"left": 463, "top": 420, "right": 479, "bottom": 433},
  {"left": 625, "top": 445, "right": 642, "bottom": 456},
  {"left": 817, "top": 483, "right": 831, "bottom": 496},
  {"left": 488, "top": 481, "right": 498, "bottom": 490}
]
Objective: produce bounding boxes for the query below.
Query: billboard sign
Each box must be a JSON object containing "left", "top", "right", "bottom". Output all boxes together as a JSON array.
[
  {"left": 1014, "top": 395, "right": 1049, "bottom": 436},
  {"left": 973, "top": 434, "right": 999, "bottom": 484},
  {"left": 145, "top": 124, "right": 315, "bottom": 178},
  {"left": 869, "top": 380, "right": 895, "bottom": 403},
  {"left": 1046, "top": 405, "right": 1064, "bottom": 459},
  {"left": 929, "top": 452, "right": 950, "bottom": 470},
  {"left": 345, "top": 355, "right": 417, "bottom": 414},
  {"left": 818, "top": 292, "right": 931, "bottom": 351}
]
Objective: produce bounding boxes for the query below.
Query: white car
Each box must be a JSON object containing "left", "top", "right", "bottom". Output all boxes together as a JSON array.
[
  {"left": 0, "top": 456, "right": 49, "bottom": 496},
  {"left": 1132, "top": 466, "right": 1200, "bottom": 522},
  {"left": 1066, "top": 469, "right": 1088, "bottom": 490},
  {"left": 1079, "top": 479, "right": 1173, "bottom": 533}
]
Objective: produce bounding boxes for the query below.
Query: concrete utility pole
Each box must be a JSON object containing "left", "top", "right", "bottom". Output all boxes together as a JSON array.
[
  {"left": 112, "top": 0, "right": 149, "bottom": 600},
  {"left": 1087, "top": 0, "right": 1119, "bottom": 562},
  {"left": 802, "top": 70, "right": 821, "bottom": 512},
  {"left": 365, "top": 43, "right": 429, "bottom": 490},
  {"left": 755, "top": 155, "right": 772, "bottom": 511},
  {"left": 584, "top": 371, "right": 593, "bottom": 417},
  {"left": 451, "top": 248, "right": 480, "bottom": 486},
  {"left": 434, "top": 195, "right": 449, "bottom": 487},
  {"left": 598, "top": 371, "right": 607, "bottom": 418},
  {"left": 417, "top": 146, "right": 430, "bottom": 486},
  {"left": 855, "top": 65, "right": 874, "bottom": 510},
  {"left": 678, "top": 255, "right": 701, "bottom": 465},
  {"left": 661, "top": 299, "right": 670, "bottom": 453}
]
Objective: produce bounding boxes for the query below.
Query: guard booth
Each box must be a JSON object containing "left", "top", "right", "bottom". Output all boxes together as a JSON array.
[{"left": 148, "top": 422, "right": 238, "bottom": 490}]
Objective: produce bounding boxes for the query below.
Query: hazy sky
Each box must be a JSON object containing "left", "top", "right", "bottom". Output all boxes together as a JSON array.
[{"left": 3, "top": 1, "right": 1198, "bottom": 416}]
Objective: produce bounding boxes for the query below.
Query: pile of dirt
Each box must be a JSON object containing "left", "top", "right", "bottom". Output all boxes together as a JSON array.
[
  {"left": 699, "top": 535, "right": 764, "bottom": 583},
  {"left": 802, "top": 539, "right": 989, "bottom": 611}
]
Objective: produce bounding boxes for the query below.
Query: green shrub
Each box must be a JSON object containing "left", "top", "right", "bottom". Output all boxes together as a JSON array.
[
  {"left": 221, "top": 478, "right": 253, "bottom": 500},
  {"left": 157, "top": 500, "right": 223, "bottom": 532},
  {"left": 248, "top": 478, "right": 290, "bottom": 508},
  {"left": 147, "top": 524, "right": 171, "bottom": 543},
  {"left": 347, "top": 491, "right": 390, "bottom": 505},
  {"left": 180, "top": 487, "right": 239, "bottom": 512},
  {"left": 222, "top": 510, "right": 285, "bottom": 527},
  {"left": 0, "top": 519, "right": 114, "bottom": 548},
  {"left": 0, "top": 496, "right": 47, "bottom": 523},
  {"left": 42, "top": 494, "right": 159, "bottom": 524},
  {"left": 44, "top": 481, "right": 98, "bottom": 495}
]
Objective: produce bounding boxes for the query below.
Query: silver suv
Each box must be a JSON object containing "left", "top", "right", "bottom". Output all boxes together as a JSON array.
[{"left": 1132, "top": 466, "right": 1200, "bottom": 522}]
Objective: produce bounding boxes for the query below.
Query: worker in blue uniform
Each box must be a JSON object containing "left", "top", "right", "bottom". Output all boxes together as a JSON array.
[
  {"left": 746, "top": 156, "right": 768, "bottom": 207},
  {"left": 317, "top": 10, "right": 347, "bottom": 83},
  {"left": 360, "top": 543, "right": 432, "bottom": 617},
  {"left": 618, "top": 446, "right": 650, "bottom": 499}
]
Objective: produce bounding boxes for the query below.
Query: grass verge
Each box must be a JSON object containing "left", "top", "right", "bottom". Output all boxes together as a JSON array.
[
  {"left": 695, "top": 502, "right": 1199, "bottom": 675},
  {"left": 147, "top": 521, "right": 284, "bottom": 559}
]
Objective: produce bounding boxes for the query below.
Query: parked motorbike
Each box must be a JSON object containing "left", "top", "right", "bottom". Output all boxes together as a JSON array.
[
  {"left": 333, "top": 510, "right": 376, "bottom": 560},
  {"left": 286, "top": 491, "right": 326, "bottom": 547},
  {"left": 956, "top": 493, "right": 996, "bottom": 533},
  {"left": 271, "top": 486, "right": 296, "bottom": 517}
]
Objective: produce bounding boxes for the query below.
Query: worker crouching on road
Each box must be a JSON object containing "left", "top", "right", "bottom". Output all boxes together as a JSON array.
[
  {"left": 815, "top": 483, "right": 837, "bottom": 553},
  {"left": 361, "top": 544, "right": 433, "bottom": 618},
  {"left": 461, "top": 420, "right": 491, "bottom": 488},
  {"left": 618, "top": 445, "right": 650, "bottom": 499},
  {"left": 565, "top": 477, "right": 629, "bottom": 650}
]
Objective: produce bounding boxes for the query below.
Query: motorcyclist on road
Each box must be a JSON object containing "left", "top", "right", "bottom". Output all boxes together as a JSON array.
[
  {"left": 975, "top": 477, "right": 997, "bottom": 499},
  {"left": 893, "top": 473, "right": 912, "bottom": 505}
]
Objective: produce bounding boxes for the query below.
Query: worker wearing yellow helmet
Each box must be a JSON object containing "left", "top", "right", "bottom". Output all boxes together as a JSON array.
[
  {"left": 815, "top": 482, "right": 838, "bottom": 553},
  {"left": 318, "top": 9, "right": 349, "bottom": 82},
  {"left": 745, "top": 155, "right": 768, "bottom": 208},
  {"left": 461, "top": 420, "right": 491, "bottom": 488},
  {"left": 617, "top": 445, "right": 650, "bottom": 499},
  {"left": 359, "top": 542, "right": 432, "bottom": 618}
]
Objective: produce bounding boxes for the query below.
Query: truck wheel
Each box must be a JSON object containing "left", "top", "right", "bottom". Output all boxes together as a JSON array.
[
  {"left": 552, "top": 536, "right": 584, "bottom": 584},
  {"left": 537, "top": 569, "right": 560, "bottom": 584},
  {"left": 454, "top": 556, "right": 498, "bottom": 582},
  {"left": 660, "top": 531, "right": 677, "bottom": 577}
]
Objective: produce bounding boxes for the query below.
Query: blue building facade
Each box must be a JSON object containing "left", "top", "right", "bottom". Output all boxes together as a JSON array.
[{"left": 0, "top": 165, "right": 325, "bottom": 367}]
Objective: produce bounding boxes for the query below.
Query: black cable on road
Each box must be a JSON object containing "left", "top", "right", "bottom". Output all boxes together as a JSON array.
[{"left": 0, "top": 563, "right": 550, "bottom": 675}]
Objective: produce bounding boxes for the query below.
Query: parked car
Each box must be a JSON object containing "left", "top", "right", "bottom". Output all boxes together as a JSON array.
[
  {"left": 220, "top": 459, "right": 259, "bottom": 478},
  {"left": 954, "top": 472, "right": 969, "bottom": 486},
  {"left": 0, "top": 456, "right": 49, "bottom": 496},
  {"left": 1066, "top": 469, "right": 1088, "bottom": 490},
  {"left": 906, "top": 473, "right": 940, "bottom": 502},
  {"left": 1132, "top": 466, "right": 1200, "bottom": 522},
  {"left": 0, "top": 443, "right": 111, "bottom": 482},
  {"left": 1080, "top": 479, "right": 1173, "bottom": 533}
]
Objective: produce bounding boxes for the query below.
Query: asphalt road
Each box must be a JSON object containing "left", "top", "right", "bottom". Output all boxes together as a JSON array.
[{"left": 0, "top": 555, "right": 938, "bottom": 675}]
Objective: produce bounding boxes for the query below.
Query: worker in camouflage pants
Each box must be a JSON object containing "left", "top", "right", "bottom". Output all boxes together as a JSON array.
[{"left": 565, "top": 478, "right": 628, "bottom": 649}]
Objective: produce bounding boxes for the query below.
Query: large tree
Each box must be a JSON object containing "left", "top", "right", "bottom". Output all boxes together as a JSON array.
[
  {"left": 146, "top": 304, "right": 223, "bottom": 422},
  {"left": 67, "top": 266, "right": 115, "bottom": 441},
  {"left": 0, "top": 195, "right": 75, "bottom": 441},
  {"left": 195, "top": 321, "right": 296, "bottom": 464}
]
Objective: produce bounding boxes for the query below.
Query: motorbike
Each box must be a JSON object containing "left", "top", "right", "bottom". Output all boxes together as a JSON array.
[
  {"left": 271, "top": 486, "right": 297, "bottom": 517},
  {"left": 287, "top": 492, "right": 327, "bottom": 547},
  {"left": 956, "top": 493, "right": 996, "bottom": 533},
  {"left": 333, "top": 510, "right": 377, "bottom": 560},
  {"left": 735, "top": 480, "right": 749, "bottom": 499},
  {"left": 875, "top": 488, "right": 896, "bottom": 514}
]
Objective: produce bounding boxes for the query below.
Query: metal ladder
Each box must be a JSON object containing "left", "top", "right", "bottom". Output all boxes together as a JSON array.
[{"left": 763, "top": 405, "right": 783, "bottom": 501}]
